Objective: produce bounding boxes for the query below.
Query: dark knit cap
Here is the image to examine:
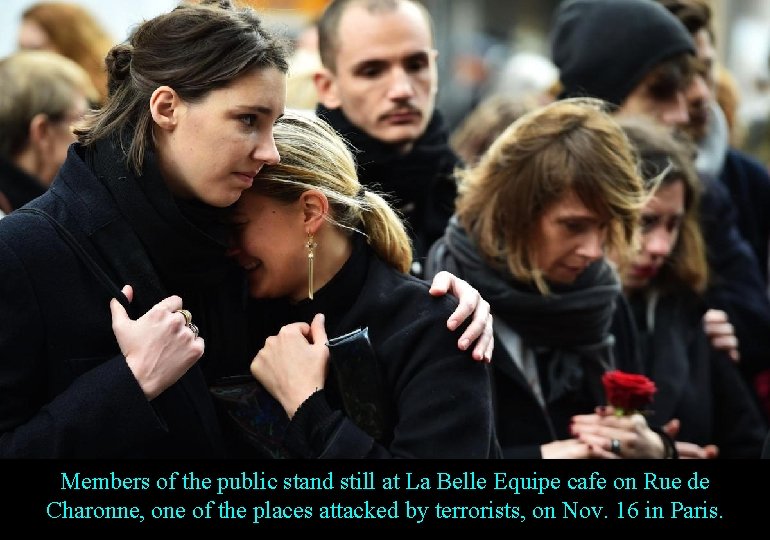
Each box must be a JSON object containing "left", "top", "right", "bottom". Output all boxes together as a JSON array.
[{"left": 550, "top": 0, "right": 695, "bottom": 106}]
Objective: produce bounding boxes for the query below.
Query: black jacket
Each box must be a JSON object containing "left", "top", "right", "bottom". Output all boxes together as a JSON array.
[
  {"left": 0, "top": 156, "right": 46, "bottom": 212},
  {"left": 0, "top": 144, "right": 247, "bottom": 458},
  {"left": 699, "top": 174, "right": 770, "bottom": 380},
  {"left": 630, "top": 290, "right": 767, "bottom": 458},
  {"left": 719, "top": 148, "right": 770, "bottom": 286},
  {"left": 227, "top": 240, "right": 500, "bottom": 459}
]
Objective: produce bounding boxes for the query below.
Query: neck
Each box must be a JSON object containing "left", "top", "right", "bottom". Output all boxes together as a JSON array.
[
  {"left": 304, "top": 226, "right": 354, "bottom": 301},
  {"left": 14, "top": 147, "right": 49, "bottom": 187}
]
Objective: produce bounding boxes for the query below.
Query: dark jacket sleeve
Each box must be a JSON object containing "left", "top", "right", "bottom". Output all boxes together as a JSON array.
[
  {"left": 709, "top": 348, "right": 768, "bottom": 458},
  {"left": 0, "top": 223, "right": 169, "bottom": 457},
  {"left": 719, "top": 149, "right": 770, "bottom": 285},
  {"left": 700, "top": 176, "right": 770, "bottom": 378},
  {"left": 283, "top": 270, "right": 499, "bottom": 459}
]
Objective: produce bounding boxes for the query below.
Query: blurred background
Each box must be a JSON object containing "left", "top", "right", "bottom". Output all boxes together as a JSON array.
[{"left": 3, "top": 0, "right": 770, "bottom": 154}]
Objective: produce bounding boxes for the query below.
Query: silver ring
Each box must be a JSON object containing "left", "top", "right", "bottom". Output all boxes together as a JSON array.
[
  {"left": 187, "top": 322, "right": 199, "bottom": 338},
  {"left": 610, "top": 438, "right": 621, "bottom": 455}
]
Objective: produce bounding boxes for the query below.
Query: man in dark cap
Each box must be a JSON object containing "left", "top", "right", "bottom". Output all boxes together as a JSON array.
[
  {"left": 552, "top": 0, "right": 696, "bottom": 123},
  {"left": 656, "top": 0, "right": 770, "bottom": 422},
  {"left": 550, "top": 0, "right": 770, "bottom": 442}
]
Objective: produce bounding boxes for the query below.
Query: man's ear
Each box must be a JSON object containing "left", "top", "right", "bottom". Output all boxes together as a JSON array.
[
  {"left": 313, "top": 68, "right": 342, "bottom": 109},
  {"left": 301, "top": 189, "right": 329, "bottom": 234},
  {"left": 149, "top": 86, "right": 181, "bottom": 131},
  {"left": 27, "top": 113, "right": 52, "bottom": 149}
]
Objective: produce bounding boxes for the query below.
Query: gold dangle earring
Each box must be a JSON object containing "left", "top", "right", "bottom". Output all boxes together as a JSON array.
[{"left": 306, "top": 233, "right": 317, "bottom": 299}]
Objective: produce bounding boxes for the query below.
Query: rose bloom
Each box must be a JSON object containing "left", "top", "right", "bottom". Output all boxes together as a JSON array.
[{"left": 602, "top": 370, "right": 656, "bottom": 414}]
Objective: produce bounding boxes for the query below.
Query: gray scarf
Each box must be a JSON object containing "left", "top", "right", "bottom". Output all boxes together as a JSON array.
[{"left": 434, "top": 217, "right": 620, "bottom": 403}]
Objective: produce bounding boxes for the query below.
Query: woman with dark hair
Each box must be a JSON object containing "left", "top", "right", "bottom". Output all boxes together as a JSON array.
[
  {"left": 0, "top": 1, "right": 490, "bottom": 458},
  {"left": 614, "top": 116, "right": 767, "bottom": 458}
]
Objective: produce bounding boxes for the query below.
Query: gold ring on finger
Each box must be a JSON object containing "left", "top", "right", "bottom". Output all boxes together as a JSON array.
[{"left": 174, "top": 309, "right": 192, "bottom": 325}]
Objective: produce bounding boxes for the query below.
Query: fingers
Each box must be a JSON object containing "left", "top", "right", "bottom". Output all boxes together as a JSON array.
[
  {"left": 674, "top": 441, "right": 712, "bottom": 459},
  {"left": 449, "top": 281, "right": 487, "bottom": 353},
  {"left": 109, "top": 294, "right": 129, "bottom": 330},
  {"left": 704, "top": 320, "right": 735, "bottom": 339},
  {"left": 457, "top": 297, "right": 487, "bottom": 352},
  {"left": 122, "top": 284, "right": 134, "bottom": 303},
  {"left": 469, "top": 312, "right": 494, "bottom": 363},
  {"left": 432, "top": 272, "right": 478, "bottom": 331},
  {"left": 447, "top": 288, "right": 478, "bottom": 333},
  {"left": 155, "top": 294, "right": 184, "bottom": 313},
  {"left": 309, "top": 313, "right": 327, "bottom": 345},
  {"left": 574, "top": 432, "right": 622, "bottom": 459},
  {"left": 711, "top": 335, "right": 740, "bottom": 362},
  {"left": 481, "top": 314, "right": 494, "bottom": 363},
  {"left": 428, "top": 273, "right": 494, "bottom": 362},
  {"left": 111, "top": 284, "right": 135, "bottom": 330},
  {"left": 663, "top": 418, "right": 680, "bottom": 438},
  {"left": 703, "top": 308, "right": 729, "bottom": 324},
  {"left": 280, "top": 321, "right": 311, "bottom": 338},
  {"left": 703, "top": 309, "right": 739, "bottom": 361},
  {"left": 428, "top": 270, "right": 452, "bottom": 296}
]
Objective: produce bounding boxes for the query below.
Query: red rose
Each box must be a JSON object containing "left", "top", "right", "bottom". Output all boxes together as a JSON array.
[{"left": 602, "top": 370, "right": 656, "bottom": 415}]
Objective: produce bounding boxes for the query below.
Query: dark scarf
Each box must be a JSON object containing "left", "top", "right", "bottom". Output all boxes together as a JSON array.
[
  {"left": 440, "top": 217, "right": 620, "bottom": 404},
  {"left": 316, "top": 104, "right": 458, "bottom": 263},
  {"left": 0, "top": 155, "right": 47, "bottom": 210},
  {"left": 85, "top": 137, "right": 249, "bottom": 380},
  {"left": 87, "top": 137, "right": 234, "bottom": 291}
]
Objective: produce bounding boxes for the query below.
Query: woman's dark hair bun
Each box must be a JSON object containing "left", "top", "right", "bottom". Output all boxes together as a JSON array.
[{"left": 105, "top": 43, "right": 133, "bottom": 95}]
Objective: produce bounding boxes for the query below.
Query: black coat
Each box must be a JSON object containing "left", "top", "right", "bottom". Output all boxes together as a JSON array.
[
  {"left": 229, "top": 242, "right": 500, "bottom": 459},
  {"left": 0, "top": 145, "right": 245, "bottom": 458},
  {"left": 0, "top": 156, "right": 46, "bottom": 212},
  {"left": 700, "top": 174, "right": 770, "bottom": 380},
  {"left": 630, "top": 291, "right": 767, "bottom": 458},
  {"left": 485, "top": 293, "right": 642, "bottom": 459},
  {"left": 719, "top": 148, "right": 770, "bottom": 286}
]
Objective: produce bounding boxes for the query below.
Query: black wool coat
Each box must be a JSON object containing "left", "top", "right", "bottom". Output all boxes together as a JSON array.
[
  {"left": 233, "top": 242, "right": 500, "bottom": 459},
  {"left": 630, "top": 290, "right": 767, "bottom": 458},
  {"left": 0, "top": 145, "right": 246, "bottom": 458}
]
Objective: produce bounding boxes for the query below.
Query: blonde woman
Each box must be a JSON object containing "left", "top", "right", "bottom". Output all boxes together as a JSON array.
[
  {"left": 225, "top": 111, "right": 499, "bottom": 458},
  {"left": 0, "top": 50, "right": 98, "bottom": 211},
  {"left": 18, "top": 2, "right": 114, "bottom": 106}
]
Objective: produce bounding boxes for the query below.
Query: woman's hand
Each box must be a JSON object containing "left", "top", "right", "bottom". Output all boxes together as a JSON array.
[
  {"left": 110, "top": 285, "right": 204, "bottom": 400},
  {"left": 663, "top": 418, "right": 719, "bottom": 459},
  {"left": 251, "top": 313, "right": 329, "bottom": 418},
  {"left": 570, "top": 407, "right": 666, "bottom": 459},
  {"left": 429, "top": 270, "right": 493, "bottom": 362},
  {"left": 703, "top": 309, "right": 739, "bottom": 362},
  {"left": 541, "top": 439, "right": 605, "bottom": 459}
]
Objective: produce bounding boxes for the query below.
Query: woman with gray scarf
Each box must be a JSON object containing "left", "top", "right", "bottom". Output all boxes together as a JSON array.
[{"left": 426, "top": 98, "right": 676, "bottom": 459}]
